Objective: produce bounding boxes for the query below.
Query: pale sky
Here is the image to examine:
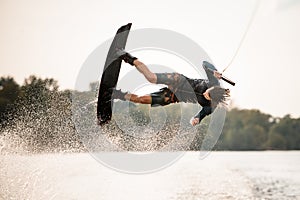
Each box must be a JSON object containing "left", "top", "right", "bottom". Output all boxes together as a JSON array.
[{"left": 1, "top": 0, "right": 300, "bottom": 118}]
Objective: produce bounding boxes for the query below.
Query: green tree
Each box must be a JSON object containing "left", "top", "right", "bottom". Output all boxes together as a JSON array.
[
  {"left": 266, "top": 132, "right": 287, "bottom": 150},
  {"left": 217, "top": 108, "right": 271, "bottom": 150},
  {"left": 266, "top": 115, "right": 300, "bottom": 150},
  {"left": 243, "top": 125, "right": 267, "bottom": 150},
  {"left": 18, "top": 75, "right": 59, "bottom": 113},
  {"left": 0, "top": 76, "right": 20, "bottom": 124}
]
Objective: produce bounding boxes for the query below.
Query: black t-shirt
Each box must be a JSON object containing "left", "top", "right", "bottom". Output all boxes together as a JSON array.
[{"left": 182, "top": 68, "right": 220, "bottom": 122}]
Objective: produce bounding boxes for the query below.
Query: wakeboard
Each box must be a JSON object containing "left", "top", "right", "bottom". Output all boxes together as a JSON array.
[{"left": 97, "top": 23, "right": 132, "bottom": 125}]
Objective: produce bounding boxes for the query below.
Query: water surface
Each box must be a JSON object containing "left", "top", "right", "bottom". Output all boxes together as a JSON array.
[{"left": 0, "top": 151, "right": 299, "bottom": 200}]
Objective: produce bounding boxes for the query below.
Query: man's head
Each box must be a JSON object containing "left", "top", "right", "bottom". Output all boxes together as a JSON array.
[{"left": 203, "top": 86, "right": 230, "bottom": 107}]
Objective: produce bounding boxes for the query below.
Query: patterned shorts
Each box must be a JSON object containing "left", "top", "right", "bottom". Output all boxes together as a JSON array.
[{"left": 150, "top": 73, "right": 189, "bottom": 106}]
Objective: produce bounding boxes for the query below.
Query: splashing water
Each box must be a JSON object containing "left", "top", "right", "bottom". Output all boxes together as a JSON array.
[
  {"left": 0, "top": 88, "right": 210, "bottom": 155},
  {"left": 0, "top": 91, "right": 84, "bottom": 154}
]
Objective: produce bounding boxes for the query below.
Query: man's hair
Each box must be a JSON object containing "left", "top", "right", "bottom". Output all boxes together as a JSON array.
[{"left": 209, "top": 86, "right": 230, "bottom": 107}]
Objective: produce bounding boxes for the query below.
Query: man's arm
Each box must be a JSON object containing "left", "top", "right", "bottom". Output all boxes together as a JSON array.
[
  {"left": 190, "top": 106, "right": 212, "bottom": 126},
  {"left": 203, "top": 61, "right": 235, "bottom": 86},
  {"left": 202, "top": 61, "right": 221, "bottom": 87}
]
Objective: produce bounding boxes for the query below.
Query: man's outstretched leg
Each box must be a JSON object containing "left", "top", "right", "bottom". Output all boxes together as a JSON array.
[
  {"left": 116, "top": 50, "right": 174, "bottom": 106},
  {"left": 117, "top": 49, "right": 157, "bottom": 84},
  {"left": 117, "top": 50, "right": 180, "bottom": 88},
  {"left": 132, "top": 60, "right": 157, "bottom": 84},
  {"left": 113, "top": 89, "right": 168, "bottom": 106},
  {"left": 111, "top": 88, "right": 152, "bottom": 104},
  {"left": 125, "top": 93, "right": 152, "bottom": 104}
]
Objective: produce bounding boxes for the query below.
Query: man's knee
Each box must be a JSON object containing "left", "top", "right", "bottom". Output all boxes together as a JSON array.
[
  {"left": 151, "top": 95, "right": 167, "bottom": 106},
  {"left": 147, "top": 74, "right": 157, "bottom": 83}
]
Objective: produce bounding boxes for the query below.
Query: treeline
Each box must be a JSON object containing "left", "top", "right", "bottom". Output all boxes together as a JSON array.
[
  {"left": 216, "top": 109, "right": 300, "bottom": 150},
  {"left": 1, "top": 75, "right": 63, "bottom": 124},
  {"left": 0, "top": 75, "right": 299, "bottom": 152},
  {"left": 0, "top": 76, "right": 83, "bottom": 153}
]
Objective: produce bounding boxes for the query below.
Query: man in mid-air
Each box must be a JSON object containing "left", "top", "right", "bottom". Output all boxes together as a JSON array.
[{"left": 112, "top": 50, "right": 230, "bottom": 126}]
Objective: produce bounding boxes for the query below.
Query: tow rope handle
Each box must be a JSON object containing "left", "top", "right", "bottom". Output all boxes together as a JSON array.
[
  {"left": 220, "top": 75, "right": 235, "bottom": 86},
  {"left": 204, "top": 66, "right": 236, "bottom": 86}
]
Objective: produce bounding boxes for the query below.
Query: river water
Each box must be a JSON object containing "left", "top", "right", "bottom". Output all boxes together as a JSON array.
[{"left": 0, "top": 151, "right": 299, "bottom": 200}]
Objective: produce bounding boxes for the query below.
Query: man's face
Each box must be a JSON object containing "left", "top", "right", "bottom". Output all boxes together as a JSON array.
[{"left": 203, "top": 87, "right": 213, "bottom": 100}]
